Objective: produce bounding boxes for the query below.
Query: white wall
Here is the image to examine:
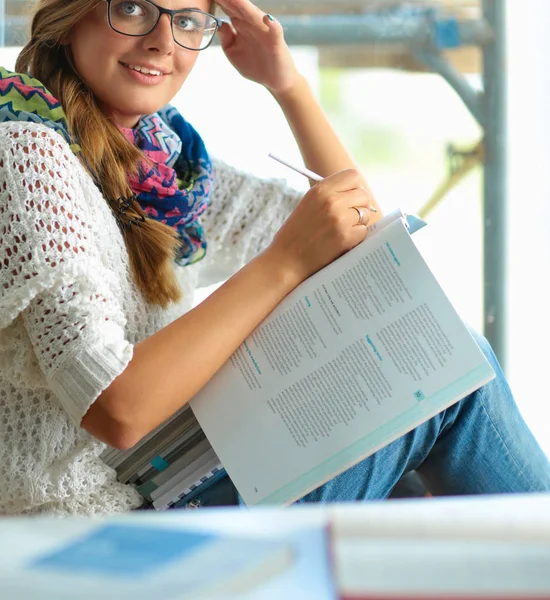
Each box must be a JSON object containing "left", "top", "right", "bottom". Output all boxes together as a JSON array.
[
  {"left": 0, "top": 47, "right": 19, "bottom": 69},
  {"left": 506, "top": 0, "right": 550, "bottom": 454}
]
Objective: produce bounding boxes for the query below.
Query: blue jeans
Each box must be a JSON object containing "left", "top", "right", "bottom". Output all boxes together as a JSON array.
[{"left": 189, "top": 330, "right": 550, "bottom": 507}]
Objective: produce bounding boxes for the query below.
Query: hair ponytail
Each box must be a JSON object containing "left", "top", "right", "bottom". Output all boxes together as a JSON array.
[{"left": 16, "top": 0, "right": 182, "bottom": 308}]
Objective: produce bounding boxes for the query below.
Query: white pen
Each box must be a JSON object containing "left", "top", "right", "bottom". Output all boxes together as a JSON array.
[
  {"left": 268, "top": 152, "right": 323, "bottom": 182},
  {"left": 268, "top": 152, "right": 377, "bottom": 212}
]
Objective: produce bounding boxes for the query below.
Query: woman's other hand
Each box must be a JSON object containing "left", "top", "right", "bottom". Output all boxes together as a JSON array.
[
  {"left": 215, "top": 0, "right": 301, "bottom": 95},
  {"left": 267, "top": 169, "right": 373, "bottom": 286}
]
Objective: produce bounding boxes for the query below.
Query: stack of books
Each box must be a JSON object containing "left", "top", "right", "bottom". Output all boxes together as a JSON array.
[{"left": 101, "top": 406, "right": 224, "bottom": 510}]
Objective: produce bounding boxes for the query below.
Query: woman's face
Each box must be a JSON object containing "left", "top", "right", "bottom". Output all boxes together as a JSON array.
[{"left": 69, "top": 0, "right": 213, "bottom": 127}]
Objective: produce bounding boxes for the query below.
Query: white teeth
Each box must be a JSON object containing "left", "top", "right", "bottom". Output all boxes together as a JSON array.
[{"left": 127, "top": 64, "right": 163, "bottom": 76}]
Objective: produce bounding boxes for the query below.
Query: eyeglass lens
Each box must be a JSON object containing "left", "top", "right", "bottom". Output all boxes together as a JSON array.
[{"left": 109, "top": 0, "right": 218, "bottom": 50}]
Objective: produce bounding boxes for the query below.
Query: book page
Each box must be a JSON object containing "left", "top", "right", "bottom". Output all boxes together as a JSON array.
[{"left": 190, "top": 219, "right": 494, "bottom": 506}]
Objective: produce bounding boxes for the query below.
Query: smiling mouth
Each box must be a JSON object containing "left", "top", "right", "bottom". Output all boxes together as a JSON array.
[{"left": 121, "top": 62, "right": 168, "bottom": 76}]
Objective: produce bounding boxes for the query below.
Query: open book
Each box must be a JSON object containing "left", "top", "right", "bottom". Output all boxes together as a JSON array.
[{"left": 189, "top": 210, "right": 495, "bottom": 506}]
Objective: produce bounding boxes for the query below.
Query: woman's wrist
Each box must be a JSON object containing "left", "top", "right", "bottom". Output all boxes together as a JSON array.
[
  {"left": 254, "top": 246, "right": 305, "bottom": 296},
  {"left": 268, "top": 73, "right": 311, "bottom": 107}
]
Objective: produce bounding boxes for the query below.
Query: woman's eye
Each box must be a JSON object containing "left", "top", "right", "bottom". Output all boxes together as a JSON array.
[
  {"left": 175, "top": 15, "right": 199, "bottom": 31},
  {"left": 119, "top": 1, "right": 144, "bottom": 16}
]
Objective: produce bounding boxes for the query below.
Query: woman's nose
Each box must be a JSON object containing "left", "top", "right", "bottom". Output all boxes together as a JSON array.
[{"left": 144, "top": 13, "right": 175, "bottom": 54}]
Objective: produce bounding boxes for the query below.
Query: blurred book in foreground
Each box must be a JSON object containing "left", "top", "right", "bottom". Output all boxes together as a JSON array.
[{"left": 0, "top": 519, "right": 335, "bottom": 600}]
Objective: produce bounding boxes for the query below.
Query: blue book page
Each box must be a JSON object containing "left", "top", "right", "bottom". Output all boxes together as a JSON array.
[
  {"left": 31, "top": 524, "right": 216, "bottom": 577},
  {"left": 3, "top": 522, "right": 303, "bottom": 599}
]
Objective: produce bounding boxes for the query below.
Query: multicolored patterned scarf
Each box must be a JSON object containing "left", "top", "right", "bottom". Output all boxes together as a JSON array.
[{"left": 0, "top": 66, "right": 212, "bottom": 266}]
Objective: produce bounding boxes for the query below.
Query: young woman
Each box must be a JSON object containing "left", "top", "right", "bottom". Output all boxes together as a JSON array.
[{"left": 0, "top": 0, "right": 548, "bottom": 515}]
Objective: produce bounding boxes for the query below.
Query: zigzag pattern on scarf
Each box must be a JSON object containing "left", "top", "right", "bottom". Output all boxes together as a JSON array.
[
  {"left": 0, "top": 71, "right": 63, "bottom": 114},
  {"left": 0, "top": 68, "right": 78, "bottom": 151},
  {"left": 135, "top": 113, "right": 182, "bottom": 168}
]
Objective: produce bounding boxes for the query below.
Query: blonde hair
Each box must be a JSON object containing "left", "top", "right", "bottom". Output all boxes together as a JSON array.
[{"left": 16, "top": 0, "right": 182, "bottom": 308}]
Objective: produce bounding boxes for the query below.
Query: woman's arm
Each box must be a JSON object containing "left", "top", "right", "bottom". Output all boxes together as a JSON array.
[
  {"left": 215, "top": 0, "right": 382, "bottom": 217},
  {"left": 84, "top": 251, "right": 294, "bottom": 449},
  {"left": 271, "top": 77, "right": 383, "bottom": 216},
  {"left": 83, "top": 169, "right": 371, "bottom": 449}
]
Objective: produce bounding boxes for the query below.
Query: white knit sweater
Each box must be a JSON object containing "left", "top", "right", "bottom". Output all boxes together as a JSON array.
[{"left": 0, "top": 122, "right": 302, "bottom": 516}]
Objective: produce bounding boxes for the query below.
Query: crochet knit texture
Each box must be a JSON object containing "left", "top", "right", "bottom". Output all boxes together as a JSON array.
[{"left": 0, "top": 122, "right": 302, "bottom": 515}]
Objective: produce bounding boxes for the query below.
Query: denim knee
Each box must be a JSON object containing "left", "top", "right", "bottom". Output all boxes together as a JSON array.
[{"left": 465, "top": 325, "right": 499, "bottom": 366}]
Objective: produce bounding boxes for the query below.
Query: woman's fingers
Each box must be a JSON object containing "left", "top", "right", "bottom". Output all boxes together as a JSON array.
[
  {"left": 216, "top": 0, "right": 283, "bottom": 42},
  {"left": 216, "top": 21, "right": 237, "bottom": 50},
  {"left": 262, "top": 13, "right": 284, "bottom": 39},
  {"left": 316, "top": 168, "right": 365, "bottom": 193},
  {"left": 336, "top": 189, "right": 373, "bottom": 228},
  {"left": 215, "top": 0, "right": 267, "bottom": 26},
  {"left": 321, "top": 170, "right": 376, "bottom": 221},
  {"left": 350, "top": 206, "right": 371, "bottom": 228},
  {"left": 226, "top": 16, "right": 269, "bottom": 40},
  {"left": 268, "top": 170, "right": 373, "bottom": 282},
  {"left": 306, "top": 175, "right": 373, "bottom": 234}
]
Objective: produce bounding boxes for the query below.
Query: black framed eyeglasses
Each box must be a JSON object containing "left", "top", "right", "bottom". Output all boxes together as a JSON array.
[{"left": 104, "top": 0, "right": 222, "bottom": 51}]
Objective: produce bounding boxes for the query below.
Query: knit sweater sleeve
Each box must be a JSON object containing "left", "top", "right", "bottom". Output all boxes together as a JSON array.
[
  {"left": 197, "top": 158, "right": 305, "bottom": 287},
  {"left": 0, "top": 123, "right": 133, "bottom": 426}
]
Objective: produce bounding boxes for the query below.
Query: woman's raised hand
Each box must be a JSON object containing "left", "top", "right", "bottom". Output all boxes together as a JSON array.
[
  {"left": 267, "top": 170, "right": 373, "bottom": 286},
  {"left": 215, "top": 0, "right": 301, "bottom": 95}
]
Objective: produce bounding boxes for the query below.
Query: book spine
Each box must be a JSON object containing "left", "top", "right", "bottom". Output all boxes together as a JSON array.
[{"left": 152, "top": 461, "right": 224, "bottom": 511}]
